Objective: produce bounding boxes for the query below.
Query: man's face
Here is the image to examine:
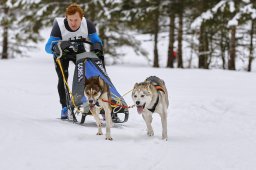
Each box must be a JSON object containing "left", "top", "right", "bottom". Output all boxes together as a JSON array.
[{"left": 67, "top": 12, "right": 82, "bottom": 31}]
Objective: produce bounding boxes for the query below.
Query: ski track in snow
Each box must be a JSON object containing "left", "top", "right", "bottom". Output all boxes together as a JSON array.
[{"left": 0, "top": 55, "right": 256, "bottom": 170}]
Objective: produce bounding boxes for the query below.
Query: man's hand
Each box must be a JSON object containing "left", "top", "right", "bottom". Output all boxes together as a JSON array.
[
  {"left": 94, "top": 49, "right": 103, "bottom": 59},
  {"left": 92, "top": 42, "right": 104, "bottom": 59},
  {"left": 52, "top": 41, "right": 78, "bottom": 58},
  {"left": 52, "top": 44, "right": 60, "bottom": 57}
]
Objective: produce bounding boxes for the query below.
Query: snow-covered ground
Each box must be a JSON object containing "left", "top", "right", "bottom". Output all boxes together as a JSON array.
[{"left": 1, "top": 34, "right": 256, "bottom": 170}]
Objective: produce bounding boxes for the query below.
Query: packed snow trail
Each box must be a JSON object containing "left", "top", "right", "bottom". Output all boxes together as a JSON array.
[{"left": 0, "top": 56, "right": 256, "bottom": 170}]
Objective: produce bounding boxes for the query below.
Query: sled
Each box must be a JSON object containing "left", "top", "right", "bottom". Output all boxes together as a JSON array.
[{"left": 55, "top": 39, "right": 129, "bottom": 123}]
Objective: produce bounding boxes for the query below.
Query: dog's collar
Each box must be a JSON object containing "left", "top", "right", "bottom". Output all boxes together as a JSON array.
[{"left": 147, "top": 95, "right": 159, "bottom": 113}]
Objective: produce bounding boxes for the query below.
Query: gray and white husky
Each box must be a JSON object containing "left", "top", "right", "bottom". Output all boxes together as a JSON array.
[{"left": 132, "top": 76, "right": 169, "bottom": 140}]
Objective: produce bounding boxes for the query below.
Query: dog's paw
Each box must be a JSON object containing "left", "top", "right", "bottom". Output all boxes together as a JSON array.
[
  {"left": 77, "top": 107, "right": 84, "bottom": 113},
  {"left": 162, "top": 136, "right": 168, "bottom": 141},
  {"left": 96, "top": 122, "right": 103, "bottom": 127},
  {"left": 147, "top": 131, "right": 154, "bottom": 136},
  {"left": 105, "top": 137, "right": 113, "bottom": 141},
  {"left": 96, "top": 132, "right": 103, "bottom": 135}
]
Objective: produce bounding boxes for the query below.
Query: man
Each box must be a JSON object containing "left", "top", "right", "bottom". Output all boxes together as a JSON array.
[{"left": 45, "top": 3, "right": 103, "bottom": 119}]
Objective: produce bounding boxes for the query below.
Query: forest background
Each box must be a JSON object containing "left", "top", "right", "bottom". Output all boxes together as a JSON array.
[{"left": 1, "top": 0, "right": 256, "bottom": 71}]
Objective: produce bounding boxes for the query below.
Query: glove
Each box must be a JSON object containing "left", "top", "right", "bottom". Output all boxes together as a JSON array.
[
  {"left": 52, "top": 44, "right": 60, "bottom": 57},
  {"left": 94, "top": 49, "right": 105, "bottom": 69},
  {"left": 91, "top": 43, "right": 105, "bottom": 68},
  {"left": 94, "top": 49, "right": 103, "bottom": 58},
  {"left": 92, "top": 43, "right": 103, "bottom": 58},
  {"left": 52, "top": 41, "right": 78, "bottom": 58}
]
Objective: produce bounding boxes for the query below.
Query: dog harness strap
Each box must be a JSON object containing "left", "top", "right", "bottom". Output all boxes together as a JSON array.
[
  {"left": 155, "top": 85, "right": 165, "bottom": 93},
  {"left": 101, "top": 98, "right": 135, "bottom": 109},
  {"left": 147, "top": 95, "right": 159, "bottom": 113}
]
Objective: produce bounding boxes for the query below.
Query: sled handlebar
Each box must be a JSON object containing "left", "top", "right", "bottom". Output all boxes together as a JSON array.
[
  {"left": 55, "top": 38, "right": 93, "bottom": 59},
  {"left": 68, "top": 38, "right": 93, "bottom": 45}
]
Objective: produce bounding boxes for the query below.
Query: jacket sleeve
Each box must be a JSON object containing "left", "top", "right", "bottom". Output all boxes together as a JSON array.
[
  {"left": 88, "top": 33, "right": 102, "bottom": 45},
  {"left": 45, "top": 36, "right": 61, "bottom": 54},
  {"left": 45, "top": 19, "right": 62, "bottom": 54},
  {"left": 86, "top": 19, "right": 103, "bottom": 45}
]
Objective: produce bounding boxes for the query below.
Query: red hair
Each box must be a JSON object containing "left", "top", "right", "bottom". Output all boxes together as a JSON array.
[{"left": 66, "top": 3, "right": 84, "bottom": 19}]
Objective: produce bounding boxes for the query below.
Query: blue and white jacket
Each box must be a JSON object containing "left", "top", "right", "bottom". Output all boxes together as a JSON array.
[{"left": 45, "top": 17, "right": 102, "bottom": 54}]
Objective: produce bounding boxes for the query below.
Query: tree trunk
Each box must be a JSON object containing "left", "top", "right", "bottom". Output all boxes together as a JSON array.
[
  {"left": 206, "top": 33, "right": 212, "bottom": 69},
  {"left": 88, "top": 2, "right": 96, "bottom": 22},
  {"left": 188, "top": 31, "right": 194, "bottom": 68},
  {"left": 220, "top": 29, "right": 226, "bottom": 69},
  {"left": 198, "top": 24, "right": 209, "bottom": 69},
  {"left": 177, "top": 11, "right": 183, "bottom": 68},
  {"left": 167, "top": 12, "right": 175, "bottom": 68},
  {"left": 2, "top": 6, "right": 9, "bottom": 59},
  {"left": 98, "top": 26, "right": 109, "bottom": 61},
  {"left": 248, "top": 20, "right": 254, "bottom": 72},
  {"left": 228, "top": 26, "right": 236, "bottom": 70},
  {"left": 153, "top": 3, "right": 160, "bottom": 68},
  {"left": 99, "top": 26, "right": 105, "bottom": 43}
]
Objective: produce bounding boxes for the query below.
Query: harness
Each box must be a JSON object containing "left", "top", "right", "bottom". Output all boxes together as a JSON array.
[
  {"left": 147, "top": 95, "right": 159, "bottom": 113},
  {"left": 147, "top": 85, "right": 165, "bottom": 113},
  {"left": 93, "top": 89, "right": 135, "bottom": 112}
]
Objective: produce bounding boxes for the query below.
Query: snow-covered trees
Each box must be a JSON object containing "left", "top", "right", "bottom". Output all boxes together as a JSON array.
[
  {"left": 190, "top": 0, "right": 256, "bottom": 71},
  {"left": 1, "top": 0, "right": 256, "bottom": 71},
  {"left": 0, "top": 0, "right": 42, "bottom": 59}
]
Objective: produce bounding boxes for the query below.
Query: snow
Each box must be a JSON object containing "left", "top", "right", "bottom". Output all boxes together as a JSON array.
[
  {"left": 242, "top": 0, "right": 250, "bottom": 3},
  {"left": 228, "top": 1, "right": 235, "bottom": 13},
  {"left": 212, "top": 0, "right": 227, "bottom": 13},
  {"left": 228, "top": 4, "right": 256, "bottom": 27},
  {"left": 228, "top": 17, "right": 239, "bottom": 27},
  {"left": 191, "top": 0, "right": 227, "bottom": 30},
  {"left": 192, "top": 1, "right": 256, "bottom": 29},
  {"left": 1, "top": 32, "right": 256, "bottom": 170}
]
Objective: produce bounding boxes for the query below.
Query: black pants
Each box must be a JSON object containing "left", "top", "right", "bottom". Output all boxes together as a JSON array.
[
  {"left": 54, "top": 57, "right": 76, "bottom": 108},
  {"left": 54, "top": 53, "right": 105, "bottom": 108}
]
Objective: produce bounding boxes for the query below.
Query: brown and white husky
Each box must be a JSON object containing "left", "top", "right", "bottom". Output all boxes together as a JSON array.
[{"left": 84, "top": 76, "right": 113, "bottom": 140}]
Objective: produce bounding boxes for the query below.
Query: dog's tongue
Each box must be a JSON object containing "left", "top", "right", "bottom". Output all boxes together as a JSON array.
[
  {"left": 89, "top": 104, "right": 95, "bottom": 110},
  {"left": 137, "top": 106, "right": 144, "bottom": 114}
]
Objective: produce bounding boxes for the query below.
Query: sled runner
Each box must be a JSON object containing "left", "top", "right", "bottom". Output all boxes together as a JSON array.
[{"left": 55, "top": 39, "right": 129, "bottom": 123}]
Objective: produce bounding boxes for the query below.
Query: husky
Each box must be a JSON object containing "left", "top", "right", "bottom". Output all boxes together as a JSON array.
[
  {"left": 84, "top": 76, "right": 113, "bottom": 140},
  {"left": 132, "top": 76, "right": 169, "bottom": 140}
]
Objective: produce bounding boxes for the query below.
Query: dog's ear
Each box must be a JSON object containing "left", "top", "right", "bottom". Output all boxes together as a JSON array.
[
  {"left": 134, "top": 83, "right": 139, "bottom": 88},
  {"left": 146, "top": 83, "right": 152, "bottom": 91},
  {"left": 132, "top": 83, "right": 138, "bottom": 95},
  {"left": 98, "top": 76, "right": 105, "bottom": 88}
]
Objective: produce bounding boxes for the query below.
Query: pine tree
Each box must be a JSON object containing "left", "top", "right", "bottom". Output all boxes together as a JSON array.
[
  {"left": 121, "top": 0, "right": 167, "bottom": 67},
  {"left": 190, "top": 0, "right": 247, "bottom": 70},
  {"left": 0, "top": 0, "right": 43, "bottom": 59},
  {"left": 164, "top": 0, "right": 177, "bottom": 68},
  {"left": 1, "top": 0, "right": 9, "bottom": 59},
  {"left": 227, "top": 0, "right": 256, "bottom": 71}
]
